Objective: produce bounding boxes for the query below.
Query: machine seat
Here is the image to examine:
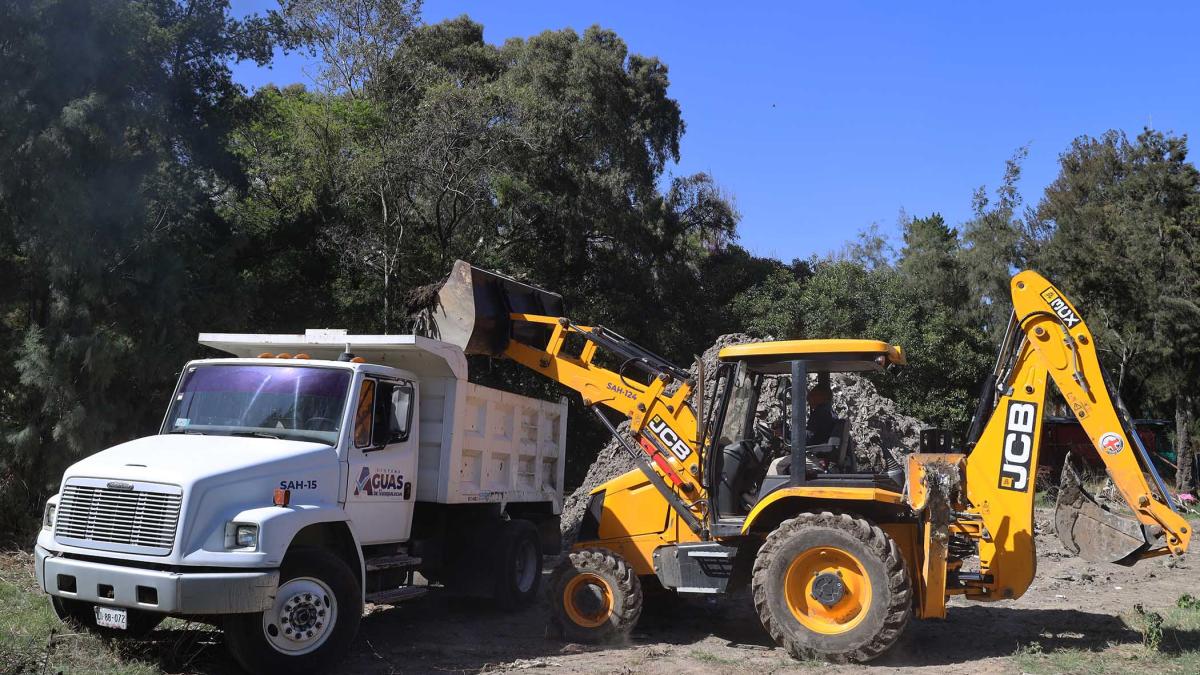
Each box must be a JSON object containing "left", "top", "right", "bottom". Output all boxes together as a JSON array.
[{"left": 765, "top": 418, "right": 851, "bottom": 476}]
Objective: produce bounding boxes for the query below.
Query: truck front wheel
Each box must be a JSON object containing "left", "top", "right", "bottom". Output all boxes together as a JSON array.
[{"left": 225, "top": 547, "right": 361, "bottom": 674}]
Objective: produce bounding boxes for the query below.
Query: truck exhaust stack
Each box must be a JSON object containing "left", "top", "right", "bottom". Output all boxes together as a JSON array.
[{"left": 424, "top": 260, "right": 564, "bottom": 356}]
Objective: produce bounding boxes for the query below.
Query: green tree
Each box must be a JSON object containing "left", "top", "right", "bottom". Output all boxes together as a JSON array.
[
  {"left": 960, "top": 147, "right": 1031, "bottom": 338},
  {"left": 0, "top": 0, "right": 280, "bottom": 534},
  {"left": 229, "top": 15, "right": 743, "bottom": 484},
  {"left": 1032, "top": 129, "right": 1200, "bottom": 491},
  {"left": 729, "top": 261, "right": 807, "bottom": 338},
  {"left": 890, "top": 214, "right": 991, "bottom": 428}
]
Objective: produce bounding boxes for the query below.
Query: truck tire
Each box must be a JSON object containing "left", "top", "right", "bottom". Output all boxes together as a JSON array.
[
  {"left": 547, "top": 547, "right": 641, "bottom": 643},
  {"left": 49, "top": 596, "right": 163, "bottom": 638},
  {"left": 752, "top": 512, "right": 910, "bottom": 663},
  {"left": 493, "top": 519, "right": 542, "bottom": 609},
  {"left": 224, "top": 547, "right": 361, "bottom": 674}
]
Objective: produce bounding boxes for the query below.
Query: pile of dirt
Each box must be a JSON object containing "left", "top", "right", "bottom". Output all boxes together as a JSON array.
[
  {"left": 830, "top": 372, "right": 926, "bottom": 472},
  {"left": 560, "top": 420, "right": 638, "bottom": 545},
  {"left": 560, "top": 333, "right": 927, "bottom": 540}
]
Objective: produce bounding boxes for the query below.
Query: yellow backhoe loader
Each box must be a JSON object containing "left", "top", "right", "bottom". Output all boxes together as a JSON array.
[{"left": 425, "top": 261, "right": 1190, "bottom": 662}]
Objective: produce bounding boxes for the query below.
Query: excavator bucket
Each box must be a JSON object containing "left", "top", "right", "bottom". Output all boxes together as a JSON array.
[
  {"left": 1054, "top": 465, "right": 1152, "bottom": 565},
  {"left": 425, "top": 260, "right": 564, "bottom": 356}
]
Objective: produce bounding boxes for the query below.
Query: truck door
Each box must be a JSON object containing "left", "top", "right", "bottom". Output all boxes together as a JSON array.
[{"left": 346, "top": 376, "right": 419, "bottom": 544}]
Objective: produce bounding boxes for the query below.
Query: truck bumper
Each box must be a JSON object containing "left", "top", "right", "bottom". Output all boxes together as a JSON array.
[{"left": 35, "top": 546, "right": 278, "bottom": 615}]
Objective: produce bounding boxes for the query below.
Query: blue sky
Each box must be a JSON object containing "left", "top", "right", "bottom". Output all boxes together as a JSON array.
[{"left": 230, "top": 1, "right": 1200, "bottom": 262}]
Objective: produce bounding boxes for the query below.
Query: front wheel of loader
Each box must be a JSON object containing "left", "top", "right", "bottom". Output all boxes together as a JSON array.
[
  {"left": 752, "top": 512, "right": 911, "bottom": 663},
  {"left": 547, "top": 548, "right": 642, "bottom": 643}
]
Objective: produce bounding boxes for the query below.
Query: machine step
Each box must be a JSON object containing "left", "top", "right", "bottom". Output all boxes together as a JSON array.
[
  {"left": 364, "top": 553, "right": 422, "bottom": 572},
  {"left": 365, "top": 586, "right": 428, "bottom": 605}
]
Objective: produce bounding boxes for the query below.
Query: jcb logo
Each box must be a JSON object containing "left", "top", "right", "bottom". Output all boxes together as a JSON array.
[
  {"left": 998, "top": 401, "right": 1038, "bottom": 492},
  {"left": 647, "top": 415, "right": 693, "bottom": 461},
  {"left": 1040, "top": 288, "right": 1081, "bottom": 328}
]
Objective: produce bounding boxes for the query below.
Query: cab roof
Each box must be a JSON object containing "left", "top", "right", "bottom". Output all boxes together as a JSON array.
[{"left": 718, "top": 339, "right": 905, "bottom": 374}]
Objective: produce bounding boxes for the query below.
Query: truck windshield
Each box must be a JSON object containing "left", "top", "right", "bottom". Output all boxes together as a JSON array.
[{"left": 164, "top": 365, "right": 352, "bottom": 446}]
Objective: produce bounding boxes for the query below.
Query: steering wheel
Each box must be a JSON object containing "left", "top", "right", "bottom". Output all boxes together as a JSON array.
[{"left": 304, "top": 416, "right": 338, "bottom": 431}]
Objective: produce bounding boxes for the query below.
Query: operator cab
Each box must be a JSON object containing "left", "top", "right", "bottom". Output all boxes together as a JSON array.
[{"left": 704, "top": 339, "right": 906, "bottom": 519}]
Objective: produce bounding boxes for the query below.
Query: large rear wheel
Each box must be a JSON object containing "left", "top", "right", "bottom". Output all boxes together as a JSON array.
[
  {"left": 493, "top": 519, "right": 543, "bottom": 609},
  {"left": 752, "top": 512, "right": 910, "bottom": 662},
  {"left": 548, "top": 547, "right": 641, "bottom": 643}
]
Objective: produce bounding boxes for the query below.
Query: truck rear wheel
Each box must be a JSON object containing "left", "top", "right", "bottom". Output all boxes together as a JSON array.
[
  {"left": 225, "top": 547, "right": 361, "bottom": 674},
  {"left": 548, "top": 547, "right": 641, "bottom": 643},
  {"left": 493, "top": 519, "right": 542, "bottom": 609},
  {"left": 752, "top": 512, "right": 910, "bottom": 663}
]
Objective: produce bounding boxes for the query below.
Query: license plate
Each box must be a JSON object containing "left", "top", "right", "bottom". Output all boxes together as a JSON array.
[{"left": 94, "top": 605, "right": 128, "bottom": 630}]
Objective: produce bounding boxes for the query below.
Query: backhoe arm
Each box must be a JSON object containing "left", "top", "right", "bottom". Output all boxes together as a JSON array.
[
  {"left": 1009, "top": 270, "right": 1189, "bottom": 558},
  {"left": 960, "top": 271, "right": 1189, "bottom": 603}
]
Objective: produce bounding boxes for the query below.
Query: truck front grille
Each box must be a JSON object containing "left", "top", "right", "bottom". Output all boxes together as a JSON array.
[{"left": 54, "top": 478, "right": 182, "bottom": 556}]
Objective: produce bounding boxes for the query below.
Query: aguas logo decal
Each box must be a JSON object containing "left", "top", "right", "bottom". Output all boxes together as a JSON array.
[{"left": 355, "top": 466, "right": 412, "bottom": 499}]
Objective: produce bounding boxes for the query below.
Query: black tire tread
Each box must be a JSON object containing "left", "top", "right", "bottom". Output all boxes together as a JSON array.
[
  {"left": 494, "top": 518, "right": 543, "bottom": 609},
  {"left": 547, "top": 547, "right": 642, "bottom": 643},
  {"left": 751, "top": 511, "right": 911, "bottom": 663},
  {"left": 224, "top": 546, "right": 362, "bottom": 674}
]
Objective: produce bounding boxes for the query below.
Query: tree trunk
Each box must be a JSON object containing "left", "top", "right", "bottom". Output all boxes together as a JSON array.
[
  {"left": 1176, "top": 394, "right": 1194, "bottom": 494},
  {"left": 383, "top": 269, "right": 390, "bottom": 335}
]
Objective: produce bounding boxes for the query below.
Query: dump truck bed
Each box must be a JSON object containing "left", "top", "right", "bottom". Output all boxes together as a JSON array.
[{"left": 417, "top": 376, "right": 566, "bottom": 508}]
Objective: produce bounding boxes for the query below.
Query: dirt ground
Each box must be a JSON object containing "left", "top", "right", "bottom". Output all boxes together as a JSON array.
[
  {"left": 331, "top": 510, "right": 1200, "bottom": 675},
  {"left": 4, "top": 509, "right": 1197, "bottom": 674}
]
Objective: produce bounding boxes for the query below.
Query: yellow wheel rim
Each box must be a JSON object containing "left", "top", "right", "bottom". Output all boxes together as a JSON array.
[
  {"left": 784, "top": 546, "right": 872, "bottom": 635},
  {"left": 562, "top": 572, "right": 614, "bottom": 629}
]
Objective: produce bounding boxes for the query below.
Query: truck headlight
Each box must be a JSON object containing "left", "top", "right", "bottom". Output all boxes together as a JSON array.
[
  {"left": 235, "top": 524, "right": 258, "bottom": 548},
  {"left": 42, "top": 503, "right": 56, "bottom": 531},
  {"left": 227, "top": 523, "right": 259, "bottom": 549}
]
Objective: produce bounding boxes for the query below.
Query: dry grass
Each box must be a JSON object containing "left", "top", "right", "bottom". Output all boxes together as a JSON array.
[
  {"left": 1014, "top": 598, "right": 1200, "bottom": 675},
  {"left": 0, "top": 550, "right": 230, "bottom": 674}
]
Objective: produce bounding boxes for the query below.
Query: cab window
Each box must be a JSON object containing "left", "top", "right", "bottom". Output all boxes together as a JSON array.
[{"left": 372, "top": 380, "right": 414, "bottom": 445}]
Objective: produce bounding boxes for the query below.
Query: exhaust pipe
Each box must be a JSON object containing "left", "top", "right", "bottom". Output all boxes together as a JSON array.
[{"left": 420, "top": 260, "right": 565, "bottom": 356}]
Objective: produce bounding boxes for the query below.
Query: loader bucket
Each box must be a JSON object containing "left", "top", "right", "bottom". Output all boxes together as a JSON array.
[
  {"left": 426, "top": 260, "right": 564, "bottom": 356},
  {"left": 1054, "top": 466, "right": 1151, "bottom": 565}
]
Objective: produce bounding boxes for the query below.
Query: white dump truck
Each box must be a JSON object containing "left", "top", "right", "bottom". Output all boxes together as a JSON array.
[{"left": 34, "top": 329, "right": 567, "bottom": 673}]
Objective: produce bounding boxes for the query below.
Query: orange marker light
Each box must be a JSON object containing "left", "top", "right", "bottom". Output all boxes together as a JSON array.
[
  {"left": 276, "top": 353, "right": 293, "bottom": 359},
  {"left": 258, "top": 352, "right": 275, "bottom": 359},
  {"left": 273, "top": 488, "right": 291, "bottom": 507},
  {"left": 294, "top": 353, "right": 310, "bottom": 360}
]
